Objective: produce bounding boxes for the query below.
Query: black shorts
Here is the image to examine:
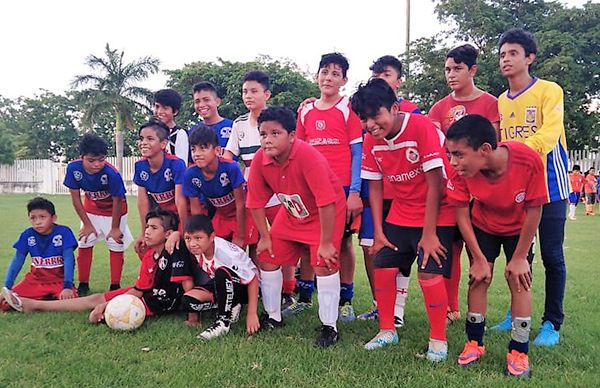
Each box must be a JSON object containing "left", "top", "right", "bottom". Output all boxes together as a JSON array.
[
  {"left": 374, "top": 223, "right": 455, "bottom": 278},
  {"left": 473, "top": 226, "right": 534, "bottom": 264},
  {"left": 586, "top": 193, "right": 597, "bottom": 205}
]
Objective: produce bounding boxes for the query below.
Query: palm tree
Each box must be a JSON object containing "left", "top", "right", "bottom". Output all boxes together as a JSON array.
[{"left": 72, "top": 44, "right": 160, "bottom": 172}]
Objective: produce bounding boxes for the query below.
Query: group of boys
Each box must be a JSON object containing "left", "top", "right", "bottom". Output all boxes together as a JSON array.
[{"left": 1, "top": 27, "right": 570, "bottom": 378}]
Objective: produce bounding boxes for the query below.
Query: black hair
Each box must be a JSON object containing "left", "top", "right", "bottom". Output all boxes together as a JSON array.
[
  {"left": 446, "top": 114, "right": 498, "bottom": 150},
  {"left": 370, "top": 55, "right": 402, "bottom": 78},
  {"left": 146, "top": 208, "right": 179, "bottom": 232},
  {"left": 498, "top": 28, "right": 538, "bottom": 56},
  {"left": 350, "top": 78, "right": 398, "bottom": 120},
  {"left": 184, "top": 214, "right": 214, "bottom": 235},
  {"left": 27, "top": 197, "right": 56, "bottom": 216},
  {"left": 154, "top": 89, "right": 183, "bottom": 114},
  {"left": 189, "top": 124, "right": 219, "bottom": 147},
  {"left": 139, "top": 117, "right": 170, "bottom": 141},
  {"left": 318, "top": 52, "right": 350, "bottom": 78},
  {"left": 79, "top": 132, "right": 108, "bottom": 156},
  {"left": 258, "top": 107, "right": 296, "bottom": 133},
  {"left": 572, "top": 164, "right": 581, "bottom": 172},
  {"left": 192, "top": 81, "right": 219, "bottom": 97},
  {"left": 243, "top": 70, "right": 270, "bottom": 91},
  {"left": 446, "top": 44, "right": 478, "bottom": 69}
]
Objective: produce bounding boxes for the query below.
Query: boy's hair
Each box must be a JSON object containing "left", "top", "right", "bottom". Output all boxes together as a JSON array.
[
  {"left": 257, "top": 107, "right": 296, "bottom": 133},
  {"left": 139, "top": 117, "right": 170, "bottom": 141},
  {"left": 498, "top": 28, "right": 538, "bottom": 56},
  {"left": 184, "top": 214, "right": 214, "bottom": 235},
  {"left": 446, "top": 114, "right": 498, "bottom": 150},
  {"left": 154, "top": 89, "right": 183, "bottom": 113},
  {"left": 189, "top": 124, "right": 219, "bottom": 147},
  {"left": 27, "top": 197, "right": 56, "bottom": 216},
  {"left": 447, "top": 44, "right": 478, "bottom": 69},
  {"left": 79, "top": 132, "right": 108, "bottom": 156},
  {"left": 319, "top": 52, "right": 350, "bottom": 78},
  {"left": 192, "top": 81, "right": 219, "bottom": 97},
  {"left": 351, "top": 78, "right": 397, "bottom": 120},
  {"left": 572, "top": 164, "right": 581, "bottom": 172},
  {"left": 243, "top": 70, "right": 270, "bottom": 91},
  {"left": 370, "top": 55, "right": 402, "bottom": 78},
  {"left": 146, "top": 208, "right": 179, "bottom": 232}
]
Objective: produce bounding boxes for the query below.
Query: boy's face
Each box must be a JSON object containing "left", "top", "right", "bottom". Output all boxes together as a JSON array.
[
  {"left": 193, "top": 90, "right": 220, "bottom": 121},
  {"left": 191, "top": 144, "right": 219, "bottom": 168},
  {"left": 154, "top": 102, "right": 177, "bottom": 125},
  {"left": 259, "top": 120, "right": 294, "bottom": 162},
  {"left": 144, "top": 217, "right": 169, "bottom": 248},
  {"left": 138, "top": 127, "right": 168, "bottom": 158},
  {"left": 28, "top": 209, "right": 56, "bottom": 235},
  {"left": 499, "top": 43, "right": 535, "bottom": 78},
  {"left": 184, "top": 230, "right": 214, "bottom": 256},
  {"left": 360, "top": 105, "right": 399, "bottom": 140},
  {"left": 317, "top": 63, "right": 347, "bottom": 97},
  {"left": 444, "top": 58, "right": 476, "bottom": 92},
  {"left": 373, "top": 66, "right": 402, "bottom": 91},
  {"left": 446, "top": 138, "right": 487, "bottom": 177},
  {"left": 81, "top": 154, "right": 107, "bottom": 174},
  {"left": 242, "top": 81, "right": 271, "bottom": 112}
]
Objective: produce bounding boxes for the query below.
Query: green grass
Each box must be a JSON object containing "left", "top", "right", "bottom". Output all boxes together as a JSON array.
[{"left": 0, "top": 194, "right": 598, "bottom": 387}]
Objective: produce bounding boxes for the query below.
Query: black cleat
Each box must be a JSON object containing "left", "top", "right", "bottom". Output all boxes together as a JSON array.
[
  {"left": 109, "top": 283, "right": 121, "bottom": 291},
  {"left": 259, "top": 313, "right": 285, "bottom": 331},
  {"left": 77, "top": 283, "right": 90, "bottom": 296},
  {"left": 314, "top": 325, "right": 339, "bottom": 348}
]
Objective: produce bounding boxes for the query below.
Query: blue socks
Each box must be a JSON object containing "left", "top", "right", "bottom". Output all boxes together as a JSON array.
[{"left": 340, "top": 282, "right": 354, "bottom": 305}]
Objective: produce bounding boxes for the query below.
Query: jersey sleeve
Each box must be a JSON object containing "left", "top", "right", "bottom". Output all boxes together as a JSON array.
[
  {"left": 347, "top": 109, "right": 363, "bottom": 145},
  {"left": 525, "top": 154, "right": 549, "bottom": 207},
  {"left": 108, "top": 169, "right": 126, "bottom": 198},
  {"left": 183, "top": 168, "right": 201, "bottom": 198},
  {"left": 60, "top": 226, "right": 78, "bottom": 250},
  {"left": 446, "top": 169, "right": 471, "bottom": 207},
  {"left": 133, "top": 161, "right": 144, "bottom": 187},
  {"left": 246, "top": 152, "right": 274, "bottom": 208},
  {"left": 225, "top": 122, "right": 241, "bottom": 156},
  {"left": 12, "top": 229, "right": 31, "bottom": 255},
  {"left": 296, "top": 108, "right": 307, "bottom": 141},
  {"left": 525, "top": 82, "right": 565, "bottom": 155},
  {"left": 134, "top": 250, "right": 156, "bottom": 290},
  {"left": 360, "top": 134, "right": 383, "bottom": 180},
  {"left": 172, "top": 158, "right": 187, "bottom": 185},
  {"left": 63, "top": 162, "right": 80, "bottom": 190},
  {"left": 170, "top": 242, "right": 194, "bottom": 282},
  {"left": 174, "top": 129, "right": 190, "bottom": 163},
  {"left": 485, "top": 95, "right": 500, "bottom": 124},
  {"left": 427, "top": 100, "right": 443, "bottom": 129},
  {"left": 227, "top": 160, "right": 246, "bottom": 189}
]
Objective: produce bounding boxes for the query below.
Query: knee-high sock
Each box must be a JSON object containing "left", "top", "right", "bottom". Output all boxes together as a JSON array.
[
  {"left": 77, "top": 247, "right": 93, "bottom": 283},
  {"left": 109, "top": 250, "right": 124, "bottom": 284},
  {"left": 445, "top": 241, "right": 462, "bottom": 312},
  {"left": 282, "top": 278, "right": 297, "bottom": 296},
  {"left": 419, "top": 275, "right": 448, "bottom": 341},
  {"left": 260, "top": 269, "right": 283, "bottom": 322},
  {"left": 316, "top": 272, "right": 340, "bottom": 330},
  {"left": 568, "top": 204, "right": 576, "bottom": 218},
  {"left": 394, "top": 273, "right": 410, "bottom": 319},
  {"left": 375, "top": 268, "right": 399, "bottom": 330}
]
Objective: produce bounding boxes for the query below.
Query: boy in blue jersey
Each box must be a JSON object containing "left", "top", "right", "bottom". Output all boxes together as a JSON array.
[
  {"left": 183, "top": 125, "right": 253, "bottom": 249},
  {"left": 63, "top": 133, "right": 134, "bottom": 295},
  {"left": 133, "top": 118, "right": 188, "bottom": 253},
  {"left": 495, "top": 28, "right": 569, "bottom": 347},
  {"left": 190, "top": 82, "right": 234, "bottom": 154},
  {"left": 1, "top": 197, "right": 78, "bottom": 310}
]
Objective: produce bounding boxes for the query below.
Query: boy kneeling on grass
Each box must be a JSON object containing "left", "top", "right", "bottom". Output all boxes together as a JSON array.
[{"left": 2, "top": 209, "right": 194, "bottom": 324}]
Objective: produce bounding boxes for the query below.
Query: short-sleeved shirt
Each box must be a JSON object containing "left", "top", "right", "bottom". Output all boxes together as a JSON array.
[
  {"left": 225, "top": 113, "right": 261, "bottom": 171},
  {"left": 183, "top": 158, "right": 245, "bottom": 219},
  {"left": 133, "top": 153, "right": 186, "bottom": 213},
  {"left": 584, "top": 174, "right": 598, "bottom": 194},
  {"left": 170, "top": 240, "right": 212, "bottom": 287},
  {"left": 569, "top": 172, "right": 585, "bottom": 193},
  {"left": 361, "top": 113, "right": 455, "bottom": 227},
  {"left": 297, "top": 96, "right": 363, "bottom": 186},
  {"left": 398, "top": 98, "right": 422, "bottom": 114},
  {"left": 446, "top": 141, "right": 548, "bottom": 236},
  {"left": 191, "top": 237, "right": 258, "bottom": 285},
  {"left": 191, "top": 118, "right": 234, "bottom": 152},
  {"left": 63, "top": 160, "right": 128, "bottom": 216},
  {"left": 167, "top": 125, "right": 191, "bottom": 164},
  {"left": 13, "top": 225, "right": 78, "bottom": 283},
  {"left": 428, "top": 92, "right": 499, "bottom": 133},
  {"left": 247, "top": 140, "right": 346, "bottom": 244}
]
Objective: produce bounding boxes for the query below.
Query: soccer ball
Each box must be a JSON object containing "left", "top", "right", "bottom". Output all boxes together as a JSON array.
[{"left": 104, "top": 294, "right": 146, "bottom": 331}]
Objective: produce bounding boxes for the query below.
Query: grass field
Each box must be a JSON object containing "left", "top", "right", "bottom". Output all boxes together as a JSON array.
[{"left": 0, "top": 193, "right": 598, "bottom": 387}]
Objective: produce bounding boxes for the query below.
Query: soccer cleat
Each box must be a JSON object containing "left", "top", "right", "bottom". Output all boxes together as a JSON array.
[
  {"left": 505, "top": 350, "right": 531, "bottom": 378},
  {"left": 426, "top": 339, "right": 448, "bottom": 362},
  {"left": 339, "top": 302, "right": 356, "bottom": 323},
  {"left": 77, "top": 283, "right": 90, "bottom": 296},
  {"left": 457, "top": 340, "right": 486, "bottom": 366},
  {"left": 533, "top": 320, "right": 560, "bottom": 347},
  {"left": 394, "top": 316, "right": 405, "bottom": 328},
  {"left": 109, "top": 283, "right": 120, "bottom": 291},
  {"left": 490, "top": 310, "right": 512, "bottom": 332},
  {"left": 197, "top": 317, "right": 230, "bottom": 340},
  {"left": 314, "top": 325, "right": 339, "bottom": 348},
  {"left": 281, "top": 300, "right": 312, "bottom": 317},
  {"left": 357, "top": 305, "right": 379, "bottom": 320},
  {"left": 1, "top": 287, "right": 23, "bottom": 312},
  {"left": 231, "top": 304, "right": 242, "bottom": 323},
  {"left": 259, "top": 313, "right": 285, "bottom": 331},
  {"left": 568, "top": 215, "right": 577, "bottom": 220},
  {"left": 364, "top": 330, "right": 399, "bottom": 350},
  {"left": 446, "top": 310, "right": 461, "bottom": 326},
  {"left": 281, "top": 294, "right": 296, "bottom": 310}
]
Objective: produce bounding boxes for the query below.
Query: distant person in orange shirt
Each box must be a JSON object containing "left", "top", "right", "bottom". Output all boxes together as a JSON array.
[
  {"left": 568, "top": 165, "right": 585, "bottom": 220},
  {"left": 584, "top": 167, "right": 597, "bottom": 215}
]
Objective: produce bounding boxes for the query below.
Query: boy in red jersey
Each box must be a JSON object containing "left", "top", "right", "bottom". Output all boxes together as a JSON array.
[
  {"left": 568, "top": 165, "right": 585, "bottom": 220},
  {"left": 584, "top": 167, "right": 597, "bottom": 216},
  {"left": 352, "top": 78, "right": 455, "bottom": 361},
  {"left": 248, "top": 106, "right": 347, "bottom": 348},
  {"left": 445, "top": 115, "right": 547, "bottom": 378}
]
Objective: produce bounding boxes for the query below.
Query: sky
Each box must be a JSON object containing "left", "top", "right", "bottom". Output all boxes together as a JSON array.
[{"left": 0, "top": 0, "right": 593, "bottom": 100}]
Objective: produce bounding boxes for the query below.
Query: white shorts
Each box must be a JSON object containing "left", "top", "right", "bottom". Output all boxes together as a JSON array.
[{"left": 78, "top": 213, "right": 134, "bottom": 252}]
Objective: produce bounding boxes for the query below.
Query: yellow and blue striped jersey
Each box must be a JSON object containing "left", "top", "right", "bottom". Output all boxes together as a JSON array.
[{"left": 499, "top": 77, "right": 569, "bottom": 202}]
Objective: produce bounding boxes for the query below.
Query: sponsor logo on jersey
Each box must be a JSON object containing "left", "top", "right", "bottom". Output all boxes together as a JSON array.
[
  {"left": 31, "top": 255, "right": 64, "bottom": 268},
  {"left": 86, "top": 190, "right": 111, "bottom": 201},
  {"left": 164, "top": 168, "right": 172, "bottom": 182},
  {"left": 309, "top": 137, "right": 341, "bottom": 146},
  {"left": 74, "top": 170, "right": 83, "bottom": 181},
  {"left": 140, "top": 171, "right": 149, "bottom": 181},
  {"left": 525, "top": 107, "right": 537, "bottom": 124},
  {"left": 52, "top": 235, "right": 63, "bottom": 247},
  {"left": 387, "top": 166, "right": 423, "bottom": 183},
  {"left": 172, "top": 260, "right": 184, "bottom": 268},
  {"left": 515, "top": 191, "right": 526, "bottom": 203},
  {"left": 150, "top": 190, "right": 175, "bottom": 204},
  {"left": 219, "top": 172, "right": 230, "bottom": 187},
  {"left": 405, "top": 147, "right": 420, "bottom": 164},
  {"left": 208, "top": 191, "right": 235, "bottom": 207},
  {"left": 316, "top": 120, "right": 326, "bottom": 131},
  {"left": 100, "top": 174, "right": 108, "bottom": 185},
  {"left": 28, "top": 236, "right": 36, "bottom": 246}
]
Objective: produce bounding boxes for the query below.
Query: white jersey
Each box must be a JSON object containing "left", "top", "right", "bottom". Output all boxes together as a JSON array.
[{"left": 197, "top": 237, "right": 258, "bottom": 284}]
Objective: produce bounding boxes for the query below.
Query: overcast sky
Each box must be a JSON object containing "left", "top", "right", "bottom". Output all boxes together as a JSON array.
[{"left": 0, "top": 0, "right": 593, "bottom": 99}]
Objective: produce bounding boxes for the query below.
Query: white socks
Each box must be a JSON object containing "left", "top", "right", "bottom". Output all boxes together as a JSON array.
[
  {"left": 316, "top": 272, "right": 340, "bottom": 330},
  {"left": 394, "top": 274, "right": 410, "bottom": 318},
  {"left": 260, "top": 269, "right": 283, "bottom": 322}
]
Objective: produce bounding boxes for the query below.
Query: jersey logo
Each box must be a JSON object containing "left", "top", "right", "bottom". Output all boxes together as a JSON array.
[
  {"left": 515, "top": 191, "right": 526, "bottom": 203},
  {"left": 447, "top": 180, "right": 455, "bottom": 191},
  {"left": 316, "top": 120, "right": 326, "bottom": 131},
  {"left": 158, "top": 256, "right": 168, "bottom": 270},
  {"left": 219, "top": 172, "right": 230, "bottom": 187},
  {"left": 140, "top": 171, "right": 149, "bottom": 181},
  {"left": 52, "top": 235, "right": 63, "bottom": 247},
  {"left": 100, "top": 174, "right": 108, "bottom": 185},
  {"left": 406, "top": 147, "right": 420, "bottom": 164},
  {"left": 238, "top": 131, "right": 245, "bottom": 141},
  {"left": 277, "top": 193, "right": 310, "bottom": 220},
  {"left": 450, "top": 105, "right": 466, "bottom": 122},
  {"left": 28, "top": 236, "right": 36, "bottom": 246},
  {"left": 164, "top": 168, "right": 173, "bottom": 182},
  {"left": 73, "top": 170, "right": 83, "bottom": 181},
  {"left": 192, "top": 178, "right": 202, "bottom": 188},
  {"left": 525, "top": 107, "right": 537, "bottom": 124},
  {"left": 510, "top": 112, "right": 516, "bottom": 119},
  {"left": 221, "top": 126, "right": 232, "bottom": 139}
]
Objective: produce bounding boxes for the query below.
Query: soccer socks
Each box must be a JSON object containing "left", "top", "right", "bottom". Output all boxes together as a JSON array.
[
  {"left": 297, "top": 279, "right": 315, "bottom": 303},
  {"left": 109, "top": 250, "right": 124, "bottom": 285},
  {"left": 77, "top": 247, "right": 93, "bottom": 283},
  {"left": 340, "top": 283, "right": 354, "bottom": 305},
  {"left": 374, "top": 268, "right": 399, "bottom": 330},
  {"left": 282, "top": 278, "right": 297, "bottom": 297},
  {"left": 445, "top": 241, "right": 462, "bottom": 312},
  {"left": 316, "top": 272, "right": 340, "bottom": 330},
  {"left": 394, "top": 274, "right": 410, "bottom": 319},
  {"left": 419, "top": 275, "right": 448, "bottom": 341},
  {"left": 509, "top": 316, "right": 531, "bottom": 354},
  {"left": 465, "top": 312, "right": 486, "bottom": 346},
  {"left": 569, "top": 204, "right": 576, "bottom": 218},
  {"left": 261, "top": 269, "right": 283, "bottom": 322}
]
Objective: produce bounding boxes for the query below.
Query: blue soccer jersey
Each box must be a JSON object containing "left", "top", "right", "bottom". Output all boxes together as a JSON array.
[
  {"left": 133, "top": 153, "right": 186, "bottom": 213},
  {"left": 63, "top": 160, "right": 127, "bottom": 216},
  {"left": 183, "top": 158, "right": 245, "bottom": 218}
]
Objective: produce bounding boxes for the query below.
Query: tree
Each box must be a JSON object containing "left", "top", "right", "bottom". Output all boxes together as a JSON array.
[
  {"left": 0, "top": 96, "right": 17, "bottom": 164},
  {"left": 72, "top": 44, "right": 159, "bottom": 171}
]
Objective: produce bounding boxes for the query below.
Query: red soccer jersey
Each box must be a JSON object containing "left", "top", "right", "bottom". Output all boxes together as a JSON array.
[
  {"left": 569, "top": 172, "right": 585, "bottom": 193},
  {"left": 428, "top": 92, "right": 499, "bottom": 134},
  {"left": 446, "top": 141, "right": 548, "bottom": 236},
  {"left": 135, "top": 249, "right": 158, "bottom": 290},
  {"left": 584, "top": 174, "right": 598, "bottom": 194},
  {"left": 247, "top": 140, "right": 346, "bottom": 245},
  {"left": 297, "top": 96, "right": 363, "bottom": 186},
  {"left": 361, "top": 113, "right": 455, "bottom": 227}
]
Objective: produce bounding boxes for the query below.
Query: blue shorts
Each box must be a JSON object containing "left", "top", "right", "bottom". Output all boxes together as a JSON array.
[
  {"left": 358, "top": 200, "right": 391, "bottom": 247},
  {"left": 568, "top": 192, "right": 581, "bottom": 204}
]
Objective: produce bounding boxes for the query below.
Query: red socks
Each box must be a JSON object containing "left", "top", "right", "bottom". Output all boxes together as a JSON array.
[
  {"left": 109, "top": 250, "right": 124, "bottom": 285},
  {"left": 419, "top": 275, "right": 448, "bottom": 341},
  {"left": 77, "top": 247, "right": 93, "bottom": 283},
  {"left": 374, "top": 268, "right": 399, "bottom": 330},
  {"left": 445, "top": 240, "right": 462, "bottom": 311},
  {"left": 282, "top": 278, "right": 297, "bottom": 296}
]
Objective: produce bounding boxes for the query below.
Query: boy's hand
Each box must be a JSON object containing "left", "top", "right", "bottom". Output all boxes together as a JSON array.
[
  {"left": 165, "top": 232, "right": 181, "bottom": 255},
  {"left": 134, "top": 235, "right": 147, "bottom": 254},
  {"left": 370, "top": 231, "right": 397, "bottom": 256},
  {"left": 469, "top": 258, "right": 492, "bottom": 287},
  {"left": 79, "top": 223, "right": 98, "bottom": 244},
  {"left": 106, "top": 227, "right": 123, "bottom": 244},
  {"left": 60, "top": 288, "right": 75, "bottom": 300},
  {"left": 346, "top": 192, "right": 363, "bottom": 224},
  {"left": 232, "top": 236, "right": 245, "bottom": 249},
  {"left": 297, "top": 97, "right": 317, "bottom": 112},
  {"left": 246, "top": 312, "right": 260, "bottom": 335},
  {"left": 88, "top": 302, "right": 108, "bottom": 324},
  {"left": 256, "top": 236, "right": 274, "bottom": 259},
  {"left": 418, "top": 233, "right": 447, "bottom": 269},
  {"left": 317, "top": 242, "right": 338, "bottom": 271},
  {"left": 505, "top": 258, "right": 532, "bottom": 292}
]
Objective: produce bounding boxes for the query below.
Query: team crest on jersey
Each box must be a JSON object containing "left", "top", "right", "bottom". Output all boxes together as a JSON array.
[
  {"left": 100, "top": 174, "right": 108, "bottom": 185},
  {"left": 405, "top": 148, "right": 420, "bottom": 164},
  {"left": 450, "top": 105, "right": 466, "bottom": 122},
  {"left": 316, "top": 120, "right": 326, "bottom": 131},
  {"left": 164, "top": 168, "right": 172, "bottom": 182},
  {"left": 447, "top": 180, "right": 455, "bottom": 191},
  {"left": 219, "top": 172, "right": 230, "bottom": 187},
  {"left": 192, "top": 178, "right": 202, "bottom": 188},
  {"left": 140, "top": 171, "right": 149, "bottom": 181},
  {"left": 277, "top": 193, "right": 310, "bottom": 219},
  {"left": 52, "top": 235, "right": 63, "bottom": 247},
  {"left": 525, "top": 107, "right": 537, "bottom": 124},
  {"left": 510, "top": 112, "right": 516, "bottom": 119},
  {"left": 73, "top": 170, "right": 83, "bottom": 181},
  {"left": 221, "top": 126, "right": 232, "bottom": 139},
  {"left": 158, "top": 256, "right": 168, "bottom": 270},
  {"left": 27, "top": 236, "right": 36, "bottom": 246},
  {"left": 238, "top": 131, "right": 245, "bottom": 141},
  {"left": 515, "top": 191, "right": 526, "bottom": 204}
]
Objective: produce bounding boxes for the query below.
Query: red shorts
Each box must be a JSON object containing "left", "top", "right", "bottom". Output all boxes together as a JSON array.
[
  {"left": 11, "top": 272, "right": 77, "bottom": 300},
  {"left": 103, "top": 287, "right": 152, "bottom": 316},
  {"left": 213, "top": 210, "right": 259, "bottom": 246},
  {"left": 259, "top": 236, "right": 342, "bottom": 270}
]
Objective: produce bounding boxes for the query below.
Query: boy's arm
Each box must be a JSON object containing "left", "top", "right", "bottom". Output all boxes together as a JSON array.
[
  {"left": 135, "top": 187, "right": 150, "bottom": 253},
  {"left": 175, "top": 184, "right": 188, "bottom": 230},
  {"left": 505, "top": 205, "right": 542, "bottom": 292},
  {"left": 347, "top": 142, "right": 363, "bottom": 222},
  {"left": 174, "top": 130, "right": 190, "bottom": 163},
  {"left": 69, "top": 189, "right": 96, "bottom": 242},
  {"left": 418, "top": 167, "right": 447, "bottom": 269},
  {"left": 245, "top": 276, "right": 260, "bottom": 334},
  {"left": 316, "top": 202, "right": 338, "bottom": 270},
  {"left": 59, "top": 247, "right": 76, "bottom": 299},
  {"left": 368, "top": 179, "right": 397, "bottom": 254},
  {"left": 454, "top": 207, "right": 491, "bottom": 287},
  {"left": 182, "top": 279, "right": 194, "bottom": 292},
  {"left": 250, "top": 208, "right": 272, "bottom": 259},
  {"left": 232, "top": 186, "right": 246, "bottom": 248},
  {"left": 4, "top": 250, "right": 27, "bottom": 289},
  {"left": 189, "top": 197, "right": 205, "bottom": 215},
  {"left": 106, "top": 196, "right": 124, "bottom": 244},
  {"left": 224, "top": 124, "right": 240, "bottom": 160},
  {"left": 524, "top": 84, "right": 565, "bottom": 155}
]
